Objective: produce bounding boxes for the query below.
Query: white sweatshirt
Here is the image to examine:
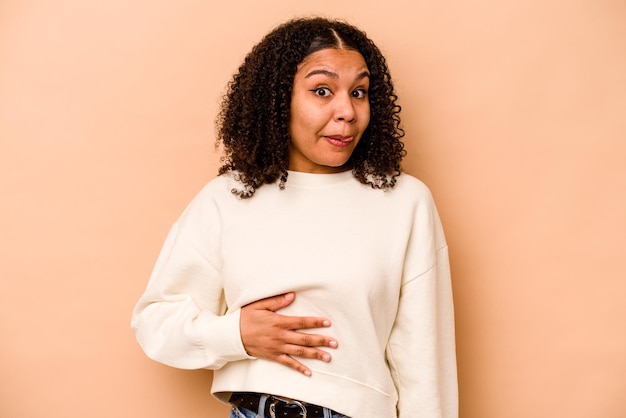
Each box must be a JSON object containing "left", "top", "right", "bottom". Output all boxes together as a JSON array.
[{"left": 131, "top": 170, "right": 457, "bottom": 418}]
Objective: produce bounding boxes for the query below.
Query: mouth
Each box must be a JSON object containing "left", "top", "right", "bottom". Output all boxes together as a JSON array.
[{"left": 324, "top": 135, "right": 354, "bottom": 148}]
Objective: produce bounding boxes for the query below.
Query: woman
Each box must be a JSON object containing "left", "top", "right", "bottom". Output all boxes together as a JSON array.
[{"left": 132, "top": 17, "right": 458, "bottom": 418}]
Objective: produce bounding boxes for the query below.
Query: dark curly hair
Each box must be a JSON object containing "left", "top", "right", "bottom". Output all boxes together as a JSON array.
[{"left": 216, "top": 17, "right": 405, "bottom": 198}]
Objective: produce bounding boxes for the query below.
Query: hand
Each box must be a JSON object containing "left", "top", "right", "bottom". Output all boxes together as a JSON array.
[{"left": 240, "top": 292, "right": 338, "bottom": 377}]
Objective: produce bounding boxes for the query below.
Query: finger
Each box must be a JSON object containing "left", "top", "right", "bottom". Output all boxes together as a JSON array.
[
  {"left": 247, "top": 292, "right": 295, "bottom": 312},
  {"left": 280, "top": 315, "right": 332, "bottom": 331},
  {"left": 275, "top": 353, "right": 313, "bottom": 377},
  {"left": 283, "top": 330, "right": 338, "bottom": 349},
  {"left": 282, "top": 344, "right": 334, "bottom": 363}
]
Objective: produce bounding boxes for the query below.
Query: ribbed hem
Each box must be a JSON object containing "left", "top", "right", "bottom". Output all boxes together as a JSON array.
[{"left": 211, "top": 358, "right": 397, "bottom": 417}]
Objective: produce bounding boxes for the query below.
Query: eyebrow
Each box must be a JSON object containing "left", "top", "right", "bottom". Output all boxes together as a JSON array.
[{"left": 304, "top": 69, "right": 370, "bottom": 80}]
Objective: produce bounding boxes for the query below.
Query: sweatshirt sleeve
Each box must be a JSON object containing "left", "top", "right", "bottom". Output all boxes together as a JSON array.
[
  {"left": 386, "top": 191, "right": 458, "bottom": 418},
  {"left": 130, "top": 190, "right": 251, "bottom": 370}
]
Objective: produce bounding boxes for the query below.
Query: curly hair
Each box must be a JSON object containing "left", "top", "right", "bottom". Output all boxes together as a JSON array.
[{"left": 216, "top": 17, "right": 405, "bottom": 198}]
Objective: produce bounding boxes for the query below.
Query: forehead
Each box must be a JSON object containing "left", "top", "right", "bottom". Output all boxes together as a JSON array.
[{"left": 296, "top": 48, "right": 368, "bottom": 75}]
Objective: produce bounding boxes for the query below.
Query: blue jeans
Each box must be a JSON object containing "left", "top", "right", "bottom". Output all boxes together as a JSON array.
[{"left": 228, "top": 394, "right": 349, "bottom": 418}]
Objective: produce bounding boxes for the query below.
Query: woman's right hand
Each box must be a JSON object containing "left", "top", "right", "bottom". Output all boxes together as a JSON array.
[{"left": 239, "top": 292, "right": 338, "bottom": 377}]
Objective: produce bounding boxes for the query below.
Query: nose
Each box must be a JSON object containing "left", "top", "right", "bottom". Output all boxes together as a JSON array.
[{"left": 335, "top": 93, "right": 356, "bottom": 123}]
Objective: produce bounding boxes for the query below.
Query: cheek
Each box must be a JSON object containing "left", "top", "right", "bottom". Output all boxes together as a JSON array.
[
  {"left": 290, "top": 97, "right": 311, "bottom": 130},
  {"left": 360, "top": 105, "right": 371, "bottom": 129},
  {"left": 291, "top": 107, "right": 326, "bottom": 134},
  {"left": 289, "top": 112, "right": 310, "bottom": 137}
]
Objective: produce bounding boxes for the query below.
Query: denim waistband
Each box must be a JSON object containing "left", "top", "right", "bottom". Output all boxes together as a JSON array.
[{"left": 229, "top": 392, "right": 349, "bottom": 418}]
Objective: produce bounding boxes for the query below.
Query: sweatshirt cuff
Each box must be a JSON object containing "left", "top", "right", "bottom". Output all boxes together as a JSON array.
[{"left": 198, "top": 308, "right": 255, "bottom": 365}]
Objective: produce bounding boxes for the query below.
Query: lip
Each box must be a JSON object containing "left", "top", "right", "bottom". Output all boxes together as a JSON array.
[{"left": 324, "top": 135, "right": 354, "bottom": 148}]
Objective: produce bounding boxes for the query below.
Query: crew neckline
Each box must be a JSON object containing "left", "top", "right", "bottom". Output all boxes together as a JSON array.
[{"left": 285, "top": 170, "right": 354, "bottom": 188}]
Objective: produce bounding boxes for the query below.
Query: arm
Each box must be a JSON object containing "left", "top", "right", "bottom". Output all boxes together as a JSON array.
[
  {"left": 386, "top": 246, "right": 458, "bottom": 418},
  {"left": 386, "top": 187, "right": 458, "bottom": 418},
  {"left": 131, "top": 218, "right": 249, "bottom": 369},
  {"left": 131, "top": 191, "right": 337, "bottom": 372}
]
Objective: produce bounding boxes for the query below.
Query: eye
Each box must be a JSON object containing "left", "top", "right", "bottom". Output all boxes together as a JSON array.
[
  {"left": 311, "top": 87, "right": 332, "bottom": 97},
  {"left": 351, "top": 88, "right": 368, "bottom": 99}
]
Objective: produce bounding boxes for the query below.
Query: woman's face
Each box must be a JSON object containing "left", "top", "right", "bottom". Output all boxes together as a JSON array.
[{"left": 288, "top": 48, "right": 370, "bottom": 173}]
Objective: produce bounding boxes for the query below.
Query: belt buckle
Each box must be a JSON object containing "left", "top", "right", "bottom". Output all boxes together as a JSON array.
[{"left": 269, "top": 396, "right": 307, "bottom": 418}]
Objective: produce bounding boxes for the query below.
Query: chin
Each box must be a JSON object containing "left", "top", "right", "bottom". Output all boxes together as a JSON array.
[{"left": 325, "top": 155, "right": 353, "bottom": 167}]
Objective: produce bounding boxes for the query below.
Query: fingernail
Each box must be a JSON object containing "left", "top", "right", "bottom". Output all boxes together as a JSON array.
[
  {"left": 322, "top": 320, "right": 331, "bottom": 327},
  {"left": 322, "top": 354, "right": 331, "bottom": 362},
  {"left": 285, "top": 293, "right": 294, "bottom": 301},
  {"left": 304, "top": 370, "right": 312, "bottom": 377},
  {"left": 329, "top": 340, "right": 338, "bottom": 348}
]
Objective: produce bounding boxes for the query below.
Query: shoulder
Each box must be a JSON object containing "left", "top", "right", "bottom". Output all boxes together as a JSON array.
[
  {"left": 176, "top": 174, "right": 241, "bottom": 222},
  {"left": 188, "top": 172, "right": 248, "bottom": 203},
  {"left": 195, "top": 173, "right": 236, "bottom": 194},
  {"left": 389, "top": 172, "right": 435, "bottom": 202},
  {"left": 394, "top": 173, "right": 447, "bottom": 246}
]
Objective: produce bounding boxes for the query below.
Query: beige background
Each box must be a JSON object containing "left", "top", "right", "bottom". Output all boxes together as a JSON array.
[{"left": 1, "top": 0, "right": 625, "bottom": 417}]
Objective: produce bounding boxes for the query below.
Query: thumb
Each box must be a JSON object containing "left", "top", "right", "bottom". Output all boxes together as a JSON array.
[{"left": 254, "top": 292, "right": 295, "bottom": 312}]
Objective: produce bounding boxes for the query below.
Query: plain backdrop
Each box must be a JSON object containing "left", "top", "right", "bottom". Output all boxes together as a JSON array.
[{"left": 1, "top": 0, "right": 625, "bottom": 417}]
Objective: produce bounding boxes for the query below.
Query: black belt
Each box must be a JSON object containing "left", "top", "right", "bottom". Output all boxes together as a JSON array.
[{"left": 229, "top": 392, "right": 332, "bottom": 418}]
